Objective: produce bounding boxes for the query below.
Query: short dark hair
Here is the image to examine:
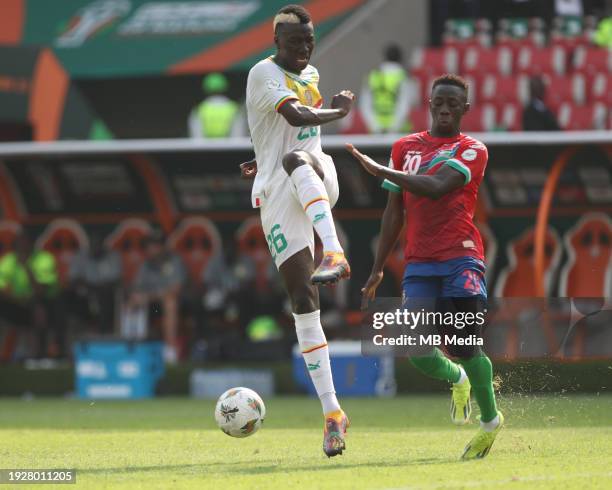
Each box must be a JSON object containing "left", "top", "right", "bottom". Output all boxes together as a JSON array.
[
  {"left": 431, "top": 74, "right": 469, "bottom": 96},
  {"left": 384, "top": 44, "right": 403, "bottom": 63},
  {"left": 275, "top": 4, "right": 312, "bottom": 33}
]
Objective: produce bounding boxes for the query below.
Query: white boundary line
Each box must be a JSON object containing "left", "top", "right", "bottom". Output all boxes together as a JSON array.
[{"left": 0, "top": 131, "right": 610, "bottom": 157}]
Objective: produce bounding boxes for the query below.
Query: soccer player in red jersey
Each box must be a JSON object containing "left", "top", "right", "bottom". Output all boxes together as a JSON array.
[{"left": 346, "top": 74, "right": 503, "bottom": 459}]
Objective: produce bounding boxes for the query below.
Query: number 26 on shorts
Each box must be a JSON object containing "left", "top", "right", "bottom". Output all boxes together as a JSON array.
[{"left": 266, "top": 224, "right": 287, "bottom": 259}]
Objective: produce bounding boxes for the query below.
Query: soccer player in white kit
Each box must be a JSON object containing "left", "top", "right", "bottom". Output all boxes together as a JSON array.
[{"left": 241, "top": 4, "right": 354, "bottom": 457}]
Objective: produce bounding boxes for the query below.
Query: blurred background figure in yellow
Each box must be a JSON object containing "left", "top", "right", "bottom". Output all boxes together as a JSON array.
[
  {"left": 0, "top": 232, "right": 60, "bottom": 359},
  {"left": 594, "top": 14, "right": 612, "bottom": 47},
  {"left": 359, "top": 44, "right": 414, "bottom": 134},
  {"left": 188, "top": 72, "right": 246, "bottom": 139}
]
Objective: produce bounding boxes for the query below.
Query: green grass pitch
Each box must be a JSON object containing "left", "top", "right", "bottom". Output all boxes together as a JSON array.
[{"left": 0, "top": 394, "right": 611, "bottom": 489}]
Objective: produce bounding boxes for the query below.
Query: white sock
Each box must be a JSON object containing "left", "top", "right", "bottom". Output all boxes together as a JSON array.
[
  {"left": 320, "top": 393, "right": 340, "bottom": 415},
  {"left": 481, "top": 414, "right": 500, "bottom": 432},
  {"left": 294, "top": 310, "right": 341, "bottom": 415},
  {"left": 455, "top": 366, "right": 468, "bottom": 385},
  {"left": 289, "top": 165, "right": 343, "bottom": 253}
]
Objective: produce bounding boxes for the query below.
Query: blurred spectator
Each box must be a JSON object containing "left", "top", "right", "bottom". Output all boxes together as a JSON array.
[
  {"left": 594, "top": 16, "right": 612, "bottom": 47},
  {"left": 359, "top": 44, "right": 413, "bottom": 134},
  {"left": 0, "top": 232, "right": 61, "bottom": 358},
  {"left": 193, "top": 241, "right": 285, "bottom": 360},
  {"left": 522, "top": 76, "right": 562, "bottom": 131},
  {"left": 193, "top": 250, "right": 239, "bottom": 360},
  {"left": 203, "top": 243, "right": 284, "bottom": 326},
  {"left": 124, "top": 229, "right": 185, "bottom": 363},
  {"left": 188, "top": 73, "right": 245, "bottom": 139},
  {"left": 66, "top": 231, "right": 121, "bottom": 334}
]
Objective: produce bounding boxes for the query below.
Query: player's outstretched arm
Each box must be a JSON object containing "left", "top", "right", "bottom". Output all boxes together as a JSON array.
[
  {"left": 278, "top": 90, "right": 355, "bottom": 127},
  {"left": 346, "top": 144, "right": 464, "bottom": 199},
  {"left": 361, "top": 192, "right": 404, "bottom": 309}
]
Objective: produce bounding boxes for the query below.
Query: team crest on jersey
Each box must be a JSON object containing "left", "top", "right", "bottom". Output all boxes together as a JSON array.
[
  {"left": 403, "top": 151, "right": 422, "bottom": 175},
  {"left": 461, "top": 149, "right": 477, "bottom": 161},
  {"left": 304, "top": 89, "right": 313, "bottom": 106},
  {"left": 285, "top": 75, "right": 322, "bottom": 108}
]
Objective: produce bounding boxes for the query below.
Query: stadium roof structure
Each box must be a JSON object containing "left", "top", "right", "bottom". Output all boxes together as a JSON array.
[{"left": 1, "top": 0, "right": 366, "bottom": 78}]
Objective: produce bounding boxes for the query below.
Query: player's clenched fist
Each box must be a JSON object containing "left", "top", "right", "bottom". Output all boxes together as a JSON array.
[
  {"left": 331, "top": 90, "right": 355, "bottom": 116},
  {"left": 239, "top": 159, "right": 257, "bottom": 179}
]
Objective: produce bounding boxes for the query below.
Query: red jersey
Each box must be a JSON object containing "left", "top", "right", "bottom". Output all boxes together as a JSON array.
[{"left": 382, "top": 131, "right": 488, "bottom": 263}]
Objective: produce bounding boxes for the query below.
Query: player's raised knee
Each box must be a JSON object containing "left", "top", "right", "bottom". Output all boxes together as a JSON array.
[{"left": 282, "top": 150, "right": 310, "bottom": 175}]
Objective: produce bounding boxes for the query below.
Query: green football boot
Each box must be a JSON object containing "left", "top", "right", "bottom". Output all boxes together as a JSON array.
[
  {"left": 461, "top": 411, "right": 504, "bottom": 460},
  {"left": 450, "top": 376, "right": 472, "bottom": 425}
]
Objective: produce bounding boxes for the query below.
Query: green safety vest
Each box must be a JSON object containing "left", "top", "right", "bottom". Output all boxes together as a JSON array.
[
  {"left": 368, "top": 69, "right": 406, "bottom": 130},
  {"left": 594, "top": 18, "right": 612, "bottom": 48},
  {"left": 197, "top": 98, "right": 239, "bottom": 138},
  {"left": 247, "top": 315, "right": 282, "bottom": 342},
  {"left": 0, "top": 251, "right": 58, "bottom": 299}
]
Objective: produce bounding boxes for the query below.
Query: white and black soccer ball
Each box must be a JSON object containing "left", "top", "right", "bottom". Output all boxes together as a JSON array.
[{"left": 214, "top": 387, "right": 266, "bottom": 438}]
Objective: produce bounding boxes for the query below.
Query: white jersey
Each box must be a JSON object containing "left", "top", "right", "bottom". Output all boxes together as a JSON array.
[{"left": 246, "top": 57, "right": 324, "bottom": 208}]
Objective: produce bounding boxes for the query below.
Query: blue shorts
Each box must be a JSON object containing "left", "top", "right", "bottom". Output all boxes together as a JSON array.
[{"left": 402, "top": 256, "right": 487, "bottom": 300}]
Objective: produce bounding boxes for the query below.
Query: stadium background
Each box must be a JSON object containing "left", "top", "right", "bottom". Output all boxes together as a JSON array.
[{"left": 0, "top": 0, "right": 610, "bottom": 398}]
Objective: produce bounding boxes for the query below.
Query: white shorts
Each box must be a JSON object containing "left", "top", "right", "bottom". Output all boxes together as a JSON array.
[{"left": 260, "top": 153, "right": 339, "bottom": 269}]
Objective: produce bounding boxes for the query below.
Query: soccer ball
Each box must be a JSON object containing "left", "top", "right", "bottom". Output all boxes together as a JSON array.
[{"left": 214, "top": 387, "right": 266, "bottom": 438}]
